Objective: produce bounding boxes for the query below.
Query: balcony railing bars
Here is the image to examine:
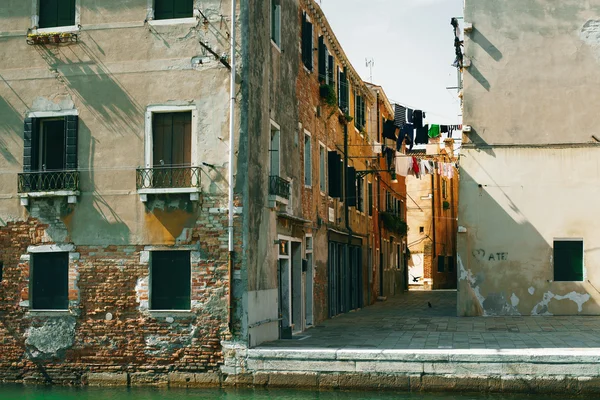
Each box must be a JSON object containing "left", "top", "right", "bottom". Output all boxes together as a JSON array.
[
  {"left": 18, "top": 171, "right": 79, "bottom": 193},
  {"left": 269, "top": 175, "right": 290, "bottom": 199},
  {"left": 136, "top": 166, "right": 201, "bottom": 190}
]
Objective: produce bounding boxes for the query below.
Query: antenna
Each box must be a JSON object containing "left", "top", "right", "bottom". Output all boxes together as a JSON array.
[{"left": 365, "top": 58, "right": 375, "bottom": 82}]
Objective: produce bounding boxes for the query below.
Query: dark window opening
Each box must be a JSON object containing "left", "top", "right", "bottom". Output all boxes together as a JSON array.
[
  {"left": 447, "top": 256, "right": 454, "bottom": 273},
  {"left": 346, "top": 166, "right": 356, "bottom": 207},
  {"left": 437, "top": 256, "right": 445, "bottom": 273},
  {"left": 31, "top": 252, "right": 69, "bottom": 310},
  {"left": 39, "top": 0, "right": 76, "bottom": 29},
  {"left": 301, "top": 12, "right": 313, "bottom": 70},
  {"left": 327, "top": 151, "right": 342, "bottom": 198},
  {"left": 354, "top": 94, "right": 366, "bottom": 131},
  {"left": 150, "top": 251, "right": 191, "bottom": 310},
  {"left": 39, "top": 119, "right": 66, "bottom": 171},
  {"left": 152, "top": 112, "right": 192, "bottom": 187},
  {"left": 155, "top": 0, "right": 193, "bottom": 20},
  {"left": 419, "top": 226, "right": 424, "bottom": 234},
  {"left": 368, "top": 182, "right": 373, "bottom": 216},
  {"left": 271, "top": 0, "right": 281, "bottom": 46},
  {"left": 554, "top": 240, "right": 584, "bottom": 282},
  {"left": 0, "top": 261, "right": 3, "bottom": 282}
]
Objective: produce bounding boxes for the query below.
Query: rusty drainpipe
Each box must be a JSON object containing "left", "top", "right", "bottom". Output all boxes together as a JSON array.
[{"left": 227, "top": 0, "right": 236, "bottom": 335}]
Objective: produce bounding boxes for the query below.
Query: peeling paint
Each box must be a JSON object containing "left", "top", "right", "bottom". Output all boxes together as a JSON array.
[
  {"left": 532, "top": 291, "right": 591, "bottom": 315},
  {"left": 528, "top": 286, "right": 535, "bottom": 295},
  {"left": 511, "top": 293, "right": 520, "bottom": 307},
  {"left": 135, "top": 276, "right": 149, "bottom": 311},
  {"left": 458, "top": 255, "right": 486, "bottom": 314},
  {"left": 581, "top": 20, "right": 600, "bottom": 61}
]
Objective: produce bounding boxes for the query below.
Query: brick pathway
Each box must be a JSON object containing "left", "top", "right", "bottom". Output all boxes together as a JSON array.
[{"left": 260, "top": 291, "right": 600, "bottom": 350}]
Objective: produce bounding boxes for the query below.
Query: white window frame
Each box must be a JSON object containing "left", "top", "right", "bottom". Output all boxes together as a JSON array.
[
  {"left": 270, "top": 0, "right": 282, "bottom": 50},
  {"left": 139, "top": 105, "right": 199, "bottom": 201},
  {"left": 319, "top": 142, "right": 327, "bottom": 195},
  {"left": 146, "top": 0, "right": 199, "bottom": 26},
  {"left": 304, "top": 130, "right": 312, "bottom": 188},
  {"left": 270, "top": 120, "right": 281, "bottom": 178},
  {"left": 31, "top": 0, "right": 81, "bottom": 34}
]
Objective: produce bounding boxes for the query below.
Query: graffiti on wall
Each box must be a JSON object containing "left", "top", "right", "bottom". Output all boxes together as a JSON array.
[{"left": 472, "top": 249, "right": 508, "bottom": 261}]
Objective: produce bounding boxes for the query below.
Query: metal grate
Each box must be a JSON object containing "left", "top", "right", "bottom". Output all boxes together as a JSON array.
[
  {"left": 136, "top": 166, "right": 201, "bottom": 190},
  {"left": 18, "top": 171, "right": 79, "bottom": 193},
  {"left": 269, "top": 176, "right": 290, "bottom": 199}
]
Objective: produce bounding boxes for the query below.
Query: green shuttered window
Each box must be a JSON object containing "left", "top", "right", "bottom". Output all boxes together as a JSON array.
[
  {"left": 155, "top": 0, "right": 193, "bottom": 20},
  {"left": 39, "top": 0, "right": 76, "bottom": 29},
  {"left": 554, "top": 240, "right": 584, "bottom": 282},
  {"left": 31, "top": 253, "right": 69, "bottom": 310},
  {"left": 328, "top": 151, "right": 342, "bottom": 198},
  {"left": 150, "top": 251, "right": 191, "bottom": 310},
  {"left": 301, "top": 13, "right": 313, "bottom": 70}
]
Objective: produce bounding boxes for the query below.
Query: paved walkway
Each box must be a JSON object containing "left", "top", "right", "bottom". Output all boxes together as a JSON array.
[{"left": 260, "top": 291, "right": 600, "bottom": 350}]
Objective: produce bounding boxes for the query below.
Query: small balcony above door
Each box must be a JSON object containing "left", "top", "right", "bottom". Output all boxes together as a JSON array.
[
  {"left": 268, "top": 175, "right": 290, "bottom": 209},
  {"left": 136, "top": 166, "right": 201, "bottom": 202}
]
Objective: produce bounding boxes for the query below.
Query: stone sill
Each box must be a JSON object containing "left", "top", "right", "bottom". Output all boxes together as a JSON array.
[
  {"left": 20, "top": 191, "right": 79, "bottom": 206},
  {"left": 33, "top": 25, "right": 80, "bottom": 34},
  {"left": 147, "top": 17, "right": 197, "bottom": 27},
  {"left": 147, "top": 310, "right": 195, "bottom": 319},
  {"left": 25, "top": 310, "right": 73, "bottom": 317},
  {"left": 138, "top": 188, "right": 200, "bottom": 202}
]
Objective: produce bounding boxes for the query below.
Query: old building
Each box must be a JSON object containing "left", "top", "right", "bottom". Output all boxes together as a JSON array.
[
  {"left": 458, "top": 0, "right": 600, "bottom": 315},
  {"left": 0, "top": 0, "right": 406, "bottom": 382},
  {"left": 407, "top": 138, "right": 459, "bottom": 290}
]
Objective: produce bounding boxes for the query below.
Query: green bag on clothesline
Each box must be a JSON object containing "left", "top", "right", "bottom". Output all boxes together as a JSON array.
[{"left": 428, "top": 124, "right": 440, "bottom": 138}]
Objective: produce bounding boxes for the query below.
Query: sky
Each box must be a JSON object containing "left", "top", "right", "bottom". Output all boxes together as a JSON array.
[{"left": 318, "top": 0, "right": 464, "bottom": 125}]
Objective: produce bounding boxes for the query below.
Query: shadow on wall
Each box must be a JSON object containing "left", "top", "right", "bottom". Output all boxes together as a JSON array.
[
  {"left": 143, "top": 196, "right": 198, "bottom": 245},
  {"left": 0, "top": 96, "right": 22, "bottom": 165},
  {"left": 68, "top": 120, "right": 130, "bottom": 244},
  {"left": 35, "top": 43, "right": 144, "bottom": 139},
  {"left": 470, "top": 28, "right": 503, "bottom": 62}
]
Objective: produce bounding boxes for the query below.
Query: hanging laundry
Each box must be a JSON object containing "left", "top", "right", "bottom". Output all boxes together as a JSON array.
[
  {"left": 373, "top": 141, "right": 382, "bottom": 154},
  {"left": 428, "top": 124, "right": 441, "bottom": 138},
  {"left": 395, "top": 155, "right": 411, "bottom": 177},
  {"left": 412, "top": 157, "right": 420, "bottom": 177},
  {"left": 398, "top": 123, "right": 414, "bottom": 151},
  {"left": 421, "top": 159, "right": 434, "bottom": 175},
  {"left": 394, "top": 104, "right": 406, "bottom": 128},
  {"left": 441, "top": 125, "right": 449, "bottom": 133},
  {"left": 413, "top": 110, "right": 423, "bottom": 128},
  {"left": 382, "top": 119, "right": 398, "bottom": 141},
  {"left": 385, "top": 147, "right": 395, "bottom": 171},
  {"left": 406, "top": 108, "right": 414, "bottom": 123},
  {"left": 415, "top": 124, "right": 428, "bottom": 145}
]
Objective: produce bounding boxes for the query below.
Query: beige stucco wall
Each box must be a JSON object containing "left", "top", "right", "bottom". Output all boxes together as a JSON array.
[
  {"left": 0, "top": 0, "right": 236, "bottom": 245},
  {"left": 459, "top": 0, "right": 600, "bottom": 315}
]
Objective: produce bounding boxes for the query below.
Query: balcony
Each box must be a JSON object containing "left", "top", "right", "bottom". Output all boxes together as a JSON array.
[
  {"left": 136, "top": 166, "right": 201, "bottom": 202},
  {"left": 268, "top": 175, "right": 290, "bottom": 209},
  {"left": 17, "top": 170, "right": 80, "bottom": 206}
]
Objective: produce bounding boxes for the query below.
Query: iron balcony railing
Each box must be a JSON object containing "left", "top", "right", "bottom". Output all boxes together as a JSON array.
[
  {"left": 269, "top": 175, "right": 290, "bottom": 199},
  {"left": 136, "top": 166, "right": 201, "bottom": 190},
  {"left": 18, "top": 170, "right": 80, "bottom": 193}
]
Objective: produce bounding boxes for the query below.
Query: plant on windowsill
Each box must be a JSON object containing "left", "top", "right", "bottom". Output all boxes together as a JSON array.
[
  {"left": 27, "top": 31, "right": 78, "bottom": 46},
  {"left": 319, "top": 84, "right": 337, "bottom": 107},
  {"left": 380, "top": 212, "right": 408, "bottom": 236},
  {"left": 338, "top": 113, "right": 353, "bottom": 125},
  {"left": 443, "top": 201, "right": 450, "bottom": 210}
]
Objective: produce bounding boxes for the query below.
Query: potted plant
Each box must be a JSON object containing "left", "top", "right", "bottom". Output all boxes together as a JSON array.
[
  {"left": 319, "top": 84, "right": 337, "bottom": 107},
  {"left": 380, "top": 212, "right": 408, "bottom": 236},
  {"left": 338, "top": 113, "right": 353, "bottom": 125}
]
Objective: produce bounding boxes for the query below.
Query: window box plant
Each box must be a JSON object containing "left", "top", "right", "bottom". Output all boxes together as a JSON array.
[
  {"left": 27, "top": 32, "right": 78, "bottom": 46},
  {"left": 319, "top": 84, "right": 337, "bottom": 107},
  {"left": 380, "top": 212, "right": 408, "bottom": 236}
]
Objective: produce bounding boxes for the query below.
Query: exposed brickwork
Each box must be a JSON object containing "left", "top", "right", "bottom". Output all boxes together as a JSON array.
[{"left": 0, "top": 195, "right": 239, "bottom": 384}]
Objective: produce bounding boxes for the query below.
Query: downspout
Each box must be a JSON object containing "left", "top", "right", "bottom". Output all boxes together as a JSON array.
[
  {"left": 431, "top": 172, "right": 436, "bottom": 285},
  {"left": 376, "top": 91, "right": 383, "bottom": 298},
  {"left": 343, "top": 122, "right": 353, "bottom": 313},
  {"left": 227, "top": 0, "right": 236, "bottom": 334}
]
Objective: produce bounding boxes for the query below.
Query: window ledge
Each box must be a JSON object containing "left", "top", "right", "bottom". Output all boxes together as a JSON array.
[
  {"left": 26, "top": 310, "right": 73, "bottom": 317},
  {"left": 148, "top": 17, "right": 197, "bottom": 27},
  {"left": 148, "top": 310, "right": 194, "bottom": 317},
  {"left": 34, "top": 26, "right": 80, "bottom": 34},
  {"left": 138, "top": 188, "right": 200, "bottom": 202},
  {"left": 271, "top": 40, "right": 281, "bottom": 52},
  {"left": 20, "top": 191, "right": 79, "bottom": 206}
]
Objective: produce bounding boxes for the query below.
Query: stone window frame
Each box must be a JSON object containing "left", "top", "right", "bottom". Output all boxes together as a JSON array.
[
  {"left": 270, "top": 0, "right": 282, "bottom": 51},
  {"left": 303, "top": 129, "right": 312, "bottom": 189},
  {"left": 318, "top": 141, "right": 327, "bottom": 196},
  {"left": 146, "top": 0, "right": 200, "bottom": 26},
  {"left": 138, "top": 245, "right": 203, "bottom": 317},
  {"left": 30, "top": 0, "right": 81, "bottom": 34},
  {"left": 21, "top": 244, "right": 80, "bottom": 316}
]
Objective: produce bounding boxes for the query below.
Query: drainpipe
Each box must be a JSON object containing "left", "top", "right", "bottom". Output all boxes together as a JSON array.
[
  {"left": 376, "top": 91, "right": 383, "bottom": 298},
  {"left": 227, "top": 0, "right": 236, "bottom": 334},
  {"left": 431, "top": 172, "right": 436, "bottom": 288},
  {"left": 343, "top": 122, "right": 353, "bottom": 313}
]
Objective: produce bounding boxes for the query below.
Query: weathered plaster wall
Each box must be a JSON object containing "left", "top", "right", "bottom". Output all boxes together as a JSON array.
[{"left": 458, "top": 147, "right": 600, "bottom": 316}]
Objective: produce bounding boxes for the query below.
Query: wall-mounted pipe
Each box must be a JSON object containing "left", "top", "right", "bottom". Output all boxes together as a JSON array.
[{"left": 227, "top": 0, "right": 236, "bottom": 334}]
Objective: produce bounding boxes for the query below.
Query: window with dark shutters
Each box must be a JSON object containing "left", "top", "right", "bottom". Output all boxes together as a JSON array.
[
  {"left": 154, "top": 0, "right": 193, "bottom": 20},
  {"left": 354, "top": 95, "right": 365, "bottom": 131},
  {"left": 338, "top": 67, "right": 349, "bottom": 113},
  {"left": 318, "top": 36, "right": 326, "bottom": 81},
  {"left": 23, "top": 118, "right": 37, "bottom": 173},
  {"left": 301, "top": 13, "right": 313, "bottom": 71},
  {"left": 150, "top": 251, "right": 191, "bottom": 310},
  {"left": 327, "top": 151, "right": 342, "bottom": 198},
  {"left": 346, "top": 166, "right": 356, "bottom": 207},
  {"left": 31, "top": 252, "right": 69, "bottom": 310},
  {"left": 22, "top": 115, "right": 78, "bottom": 172},
  {"left": 368, "top": 182, "right": 373, "bottom": 216},
  {"left": 328, "top": 55, "right": 334, "bottom": 86},
  {"left": 65, "top": 115, "right": 78, "bottom": 170},
  {"left": 39, "top": 0, "right": 76, "bottom": 29},
  {"left": 437, "top": 256, "right": 445, "bottom": 273},
  {"left": 554, "top": 240, "right": 584, "bottom": 281}
]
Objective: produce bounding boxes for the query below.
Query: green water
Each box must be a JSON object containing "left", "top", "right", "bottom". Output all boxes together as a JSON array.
[{"left": 0, "top": 386, "right": 579, "bottom": 400}]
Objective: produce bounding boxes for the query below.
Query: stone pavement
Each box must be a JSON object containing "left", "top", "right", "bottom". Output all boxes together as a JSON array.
[{"left": 260, "top": 290, "right": 600, "bottom": 350}]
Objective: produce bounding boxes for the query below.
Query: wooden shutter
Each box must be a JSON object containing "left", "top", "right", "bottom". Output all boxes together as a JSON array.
[
  {"left": 328, "top": 54, "right": 334, "bottom": 86},
  {"left": 39, "top": 0, "right": 58, "bottom": 28},
  {"left": 31, "top": 252, "right": 69, "bottom": 310},
  {"left": 56, "top": 0, "right": 76, "bottom": 27},
  {"left": 346, "top": 166, "right": 356, "bottom": 207},
  {"left": 437, "top": 256, "right": 445, "bottom": 273},
  {"left": 64, "top": 115, "right": 78, "bottom": 170},
  {"left": 155, "top": 0, "right": 174, "bottom": 20},
  {"left": 151, "top": 251, "right": 191, "bottom": 310},
  {"left": 23, "top": 118, "right": 38, "bottom": 172},
  {"left": 174, "top": 0, "right": 193, "bottom": 18},
  {"left": 318, "top": 36, "right": 326, "bottom": 81},
  {"left": 554, "top": 240, "right": 584, "bottom": 281},
  {"left": 328, "top": 151, "right": 342, "bottom": 198}
]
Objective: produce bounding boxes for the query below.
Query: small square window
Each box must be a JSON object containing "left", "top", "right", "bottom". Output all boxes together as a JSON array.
[
  {"left": 39, "top": 0, "right": 76, "bottom": 29},
  {"left": 554, "top": 240, "right": 584, "bottom": 282},
  {"left": 31, "top": 252, "right": 69, "bottom": 310},
  {"left": 419, "top": 226, "right": 424, "bottom": 234},
  {"left": 437, "top": 256, "right": 445, "bottom": 273},
  {"left": 154, "top": 0, "right": 193, "bottom": 20},
  {"left": 150, "top": 251, "right": 191, "bottom": 310}
]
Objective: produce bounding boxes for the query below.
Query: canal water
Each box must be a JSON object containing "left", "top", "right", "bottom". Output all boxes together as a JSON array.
[{"left": 0, "top": 386, "right": 581, "bottom": 400}]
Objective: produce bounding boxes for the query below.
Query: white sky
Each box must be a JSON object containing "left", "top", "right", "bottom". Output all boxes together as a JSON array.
[{"left": 318, "top": 0, "right": 464, "bottom": 125}]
